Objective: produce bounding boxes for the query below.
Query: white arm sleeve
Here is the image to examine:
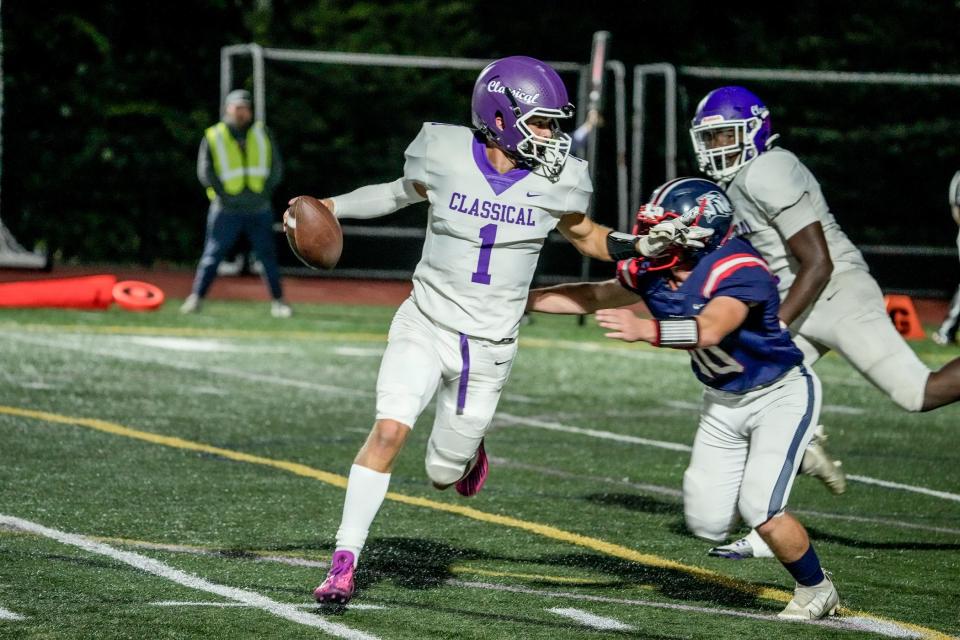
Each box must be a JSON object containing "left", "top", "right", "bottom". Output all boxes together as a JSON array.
[{"left": 329, "top": 178, "right": 426, "bottom": 220}]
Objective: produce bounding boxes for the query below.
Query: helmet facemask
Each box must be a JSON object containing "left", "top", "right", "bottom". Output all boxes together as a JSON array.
[
  {"left": 690, "top": 114, "right": 767, "bottom": 181},
  {"left": 502, "top": 86, "right": 574, "bottom": 182}
]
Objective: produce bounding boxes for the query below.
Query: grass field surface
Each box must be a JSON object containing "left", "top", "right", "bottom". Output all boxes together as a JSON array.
[{"left": 1, "top": 300, "right": 958, "bottom": 639}]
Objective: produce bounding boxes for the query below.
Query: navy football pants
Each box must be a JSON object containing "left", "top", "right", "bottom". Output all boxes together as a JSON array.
[{"left": 190, "top": 208, "right": 283, "bottom": 300}]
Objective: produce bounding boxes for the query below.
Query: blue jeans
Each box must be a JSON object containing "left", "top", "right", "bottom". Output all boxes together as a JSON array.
[{"left": 190, "top": 208, "right": 283, "bottom": 299}]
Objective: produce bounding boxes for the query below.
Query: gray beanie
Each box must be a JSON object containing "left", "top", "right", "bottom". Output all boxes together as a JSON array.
[{"left": 225, "top": 89, "right": 252, "bottom": 106}]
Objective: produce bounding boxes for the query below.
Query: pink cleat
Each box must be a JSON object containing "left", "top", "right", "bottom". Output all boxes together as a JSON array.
[
  {"left": 313, "top": 550, "right": 355, "bottom": 605},
  {"left": 455, "top": 440, "right": 489, "bottom": 497}
]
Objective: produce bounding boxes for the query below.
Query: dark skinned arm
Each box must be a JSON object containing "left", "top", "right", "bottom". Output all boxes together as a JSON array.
[{"left": 779, "top": 221, "right": 833, "bottom": 326}]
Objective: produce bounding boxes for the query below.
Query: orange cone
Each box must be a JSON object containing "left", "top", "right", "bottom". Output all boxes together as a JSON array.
[
  {"left": 884, "top": 294, "right": 925, "bottom": 340},
  {"left": 0, "top": 275, "right": 117, "bottom": 310}
]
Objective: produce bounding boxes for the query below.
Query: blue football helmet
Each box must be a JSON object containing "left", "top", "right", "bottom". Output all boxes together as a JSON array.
[{"left": 633, "top": 177, "right": 735, "bottom": 270}]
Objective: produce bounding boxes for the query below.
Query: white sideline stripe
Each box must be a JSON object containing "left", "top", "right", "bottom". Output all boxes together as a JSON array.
[
  {"left": 822, "top": 404, "right": 865, "bottom": 415},
  {"left": 333, "top": 347, "right": 384, "bottom": 358},
  {"left": 496, "top": 413, "right": 693, "bottom": 453},
  {"left": 490, "top": 456, "right": 684, "bottom": 498},
  {"left": 451, "top": 581, "right": 923, "bottom": 639},
  {"left": 0, "top": 334, "right": 372, "bottom": 398},
  {"left": 547, "top": 607, "right": 635, "bottom": 631},
  {"left": 791, "top": 510, "right": 960, "bottom": 536},
  {"left": 0, "top": 515, "right": 378, "bottom": 640},
  {"left": 847, "top": 475, "right": 960, "bottom": 503},
  {"left": 151, "top": 601, "right": 386, "bottom": 611},
  {"left": 93, "top": 538, "right": 331, "bottom": 569},
  {"left": 0, "top": 606, "right": 25, "bottom": 621},
  {"left": 7, "top": 332, "right": 958, "bottom": 504}
]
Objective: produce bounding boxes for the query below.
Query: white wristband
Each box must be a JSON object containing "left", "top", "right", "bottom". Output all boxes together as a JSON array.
[{"left": 655, "top": 317, "right": 699, "bottom": 348}]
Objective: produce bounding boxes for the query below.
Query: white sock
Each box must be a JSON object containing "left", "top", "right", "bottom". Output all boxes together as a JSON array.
[
  {"left": 335, "top": 464, "right": 391, "bottom": 566},
  {"left": 746, "top": 528, "right": 775, "bottom": 558}
]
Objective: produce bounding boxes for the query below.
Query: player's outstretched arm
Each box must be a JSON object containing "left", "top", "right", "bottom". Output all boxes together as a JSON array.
[
  {"left": 596, "top": 296, "right": 748, "bottom": 348},
  {"left": 527, "top": 279, "right": 639, "bottom": 315},
  {"left": 290, "top": 179, "right": 427, "bottom": 221},
  {"left": 557, "top": 212, "right": 711, "bottom": 262}
]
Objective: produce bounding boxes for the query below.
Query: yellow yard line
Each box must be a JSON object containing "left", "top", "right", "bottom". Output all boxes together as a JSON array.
[{"left": 0, "top": 404, "right": 953, "bottom": 640}]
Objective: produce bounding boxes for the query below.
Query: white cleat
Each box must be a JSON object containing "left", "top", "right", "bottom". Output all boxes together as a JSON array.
[
  {"left": 271, "top": 300, "right": 293, "bottom": 318},
  {"left": 800, "top": 424, "right": 846, "bottom": 495},
  {"left": 180, "top": 294, "right": 202, "bottom": 314},
  {"left": 778, "top": 572, "right": 839, "bottom": 620},
  {"left": 708, "top": 529, "right": 775, "bottom": 560}
]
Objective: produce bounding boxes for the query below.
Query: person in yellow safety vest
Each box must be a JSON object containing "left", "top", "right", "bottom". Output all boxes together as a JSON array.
[{"left": 181, "top": 89, "right": 292, "bottom": 318}]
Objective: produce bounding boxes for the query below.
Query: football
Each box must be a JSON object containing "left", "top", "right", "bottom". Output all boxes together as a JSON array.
[{"left": 284, "top": 196, "right": 342, "bottom": 270}]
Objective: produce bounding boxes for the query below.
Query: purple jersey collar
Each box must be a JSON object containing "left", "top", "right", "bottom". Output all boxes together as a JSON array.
[{"left": 472, "top": 135, "right": 530, "bottom": 196}]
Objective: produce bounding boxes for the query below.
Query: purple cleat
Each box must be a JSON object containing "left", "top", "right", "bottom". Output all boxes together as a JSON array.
[
  {"left": 313, "top": 550, "right": 355, "bottom": 605},
  {"left": 456, "top": 440, "right": 489, "bottom": 497}
]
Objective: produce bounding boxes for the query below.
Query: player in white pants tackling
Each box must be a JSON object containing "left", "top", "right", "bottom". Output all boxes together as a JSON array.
[
  {"left": 689, "top": 86, "right": 960, "bottom": 559},
  {"left": 528, "top": 177, "right": 840, "bottom": 620},
  {"left": 300, "top": 56, "right": 710, "bottom": 605}
]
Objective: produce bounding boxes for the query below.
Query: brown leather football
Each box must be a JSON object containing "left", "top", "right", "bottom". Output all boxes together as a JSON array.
[{"left": 284, "top": 196, "right": 342, "bottom": 270}]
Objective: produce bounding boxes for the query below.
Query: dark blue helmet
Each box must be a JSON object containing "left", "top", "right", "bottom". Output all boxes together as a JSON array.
[{"left": 633, "top": 177, "right": 735, "bottom": 270}]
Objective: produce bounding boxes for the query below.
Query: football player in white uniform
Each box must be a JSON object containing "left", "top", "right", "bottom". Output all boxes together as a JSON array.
[
  {"left": 303, "top": 56, "right": 709, "bottom": 604},
  {"left": 932, "top": 171, "right": 960, "bottom": 345},
  {"left": 689, "top": 86, "right": 960, "bottom": 559}
]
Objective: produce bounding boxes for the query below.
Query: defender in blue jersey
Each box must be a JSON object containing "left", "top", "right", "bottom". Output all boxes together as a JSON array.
[{"left": 527, "top": 178, "right": 840, "bottom": 621}]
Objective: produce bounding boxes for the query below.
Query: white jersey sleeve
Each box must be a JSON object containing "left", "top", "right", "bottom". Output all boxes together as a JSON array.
[
  {"left": 726, "top": 148, "right": 868, "bottom": 296},
  {"left": 403, "top": 122, "right": 593, "bottom": 341},
  {"left": 949, "top": 170, "right": 960, "bottom": 207},
  {"left": 403, "top": 125, "right": 430, "bottom": 185}
]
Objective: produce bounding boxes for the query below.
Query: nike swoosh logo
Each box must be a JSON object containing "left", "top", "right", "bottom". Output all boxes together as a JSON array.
[
  {"left": 526, "top": 192, "right": 542, "bottom": 197},
  {"left": 692, "top": 303, "right": 706, "bottom": 309},
  {"left": 494, "top": 360, "right": 512, "bottom": 366}
]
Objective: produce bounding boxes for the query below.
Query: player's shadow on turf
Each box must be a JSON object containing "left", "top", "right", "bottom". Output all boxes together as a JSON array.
[
  {"left": 584, "top": 492, "right": 683, "bottom": 515},
  {"left": 535, "top": 552, "right": 769, "bottom": 610},
  {"left": 806, "top": 526, "right": 960, "bottom": 551},
  {"left": 358, "top": 536, "right": 486, "bottom": 592}
]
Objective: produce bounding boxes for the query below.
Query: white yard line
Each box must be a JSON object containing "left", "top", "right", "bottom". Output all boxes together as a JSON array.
[
  {"left": 495, "top": 413, "right": 693, "bottom": 452},
  {"left": 846, "top": 475, "right": 960, "bottom": 504},
  {"left": 0, "top": 333, "right": 371, "bottom": 398},
  {"left": 547, "top": 607, "right": 635, "bottom": 631},
  {"left": 0, "top": 514, "right": 378, "bottom": 640},
  {"left": 451, "top": 581, "right": 923, "bottom": 639},
  {"left": 0, "top": 606, "right": 25, "bottom": 621}
]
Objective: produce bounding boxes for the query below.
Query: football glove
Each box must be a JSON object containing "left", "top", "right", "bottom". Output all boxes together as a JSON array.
[{"left": 636, "top": 219, "right": 713, "bottom": 257}]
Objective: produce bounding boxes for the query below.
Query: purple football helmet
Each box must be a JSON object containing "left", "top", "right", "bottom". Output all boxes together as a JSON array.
[
  {"left": 689, "top": 86, "right": 779, "bottom": 181},
  {"left": 471, "top": 56, "right": 575, "bottom": 181}
]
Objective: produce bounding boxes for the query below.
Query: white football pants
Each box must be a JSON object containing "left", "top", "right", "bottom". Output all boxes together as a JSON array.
[
  {"left": 791, "top": 268, "right": 929, "bottom": 411},
  {"left": 376, "top": 298, "right": 517, "bottom": 485},
  {"left": 683, "top": 366, "right": 822, "bottom": 542}
]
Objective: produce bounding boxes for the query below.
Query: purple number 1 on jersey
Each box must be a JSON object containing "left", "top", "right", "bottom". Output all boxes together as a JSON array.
[{"left": 471, "top": 223, "right": 497, "bottom": 285}]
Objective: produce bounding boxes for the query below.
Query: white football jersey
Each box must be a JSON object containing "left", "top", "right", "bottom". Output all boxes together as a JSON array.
[
  {"left": 403, "top": 122, "right": 592, "bottom": 341},
  {"left": 949, "top": 170, "right": 960, "bottom": 207},
  {"left": 725, "top": 148, "right": 868, "bottom": 295}
]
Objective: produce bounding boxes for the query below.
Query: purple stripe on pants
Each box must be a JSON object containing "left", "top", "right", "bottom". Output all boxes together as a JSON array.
[{"left": 457, "top": 333, "right": 470, "bottom": 415}]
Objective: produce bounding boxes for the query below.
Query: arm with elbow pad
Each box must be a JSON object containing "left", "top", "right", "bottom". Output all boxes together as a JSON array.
[{"left": 329, "top": 178, "right": 426, "bottom": 219}]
